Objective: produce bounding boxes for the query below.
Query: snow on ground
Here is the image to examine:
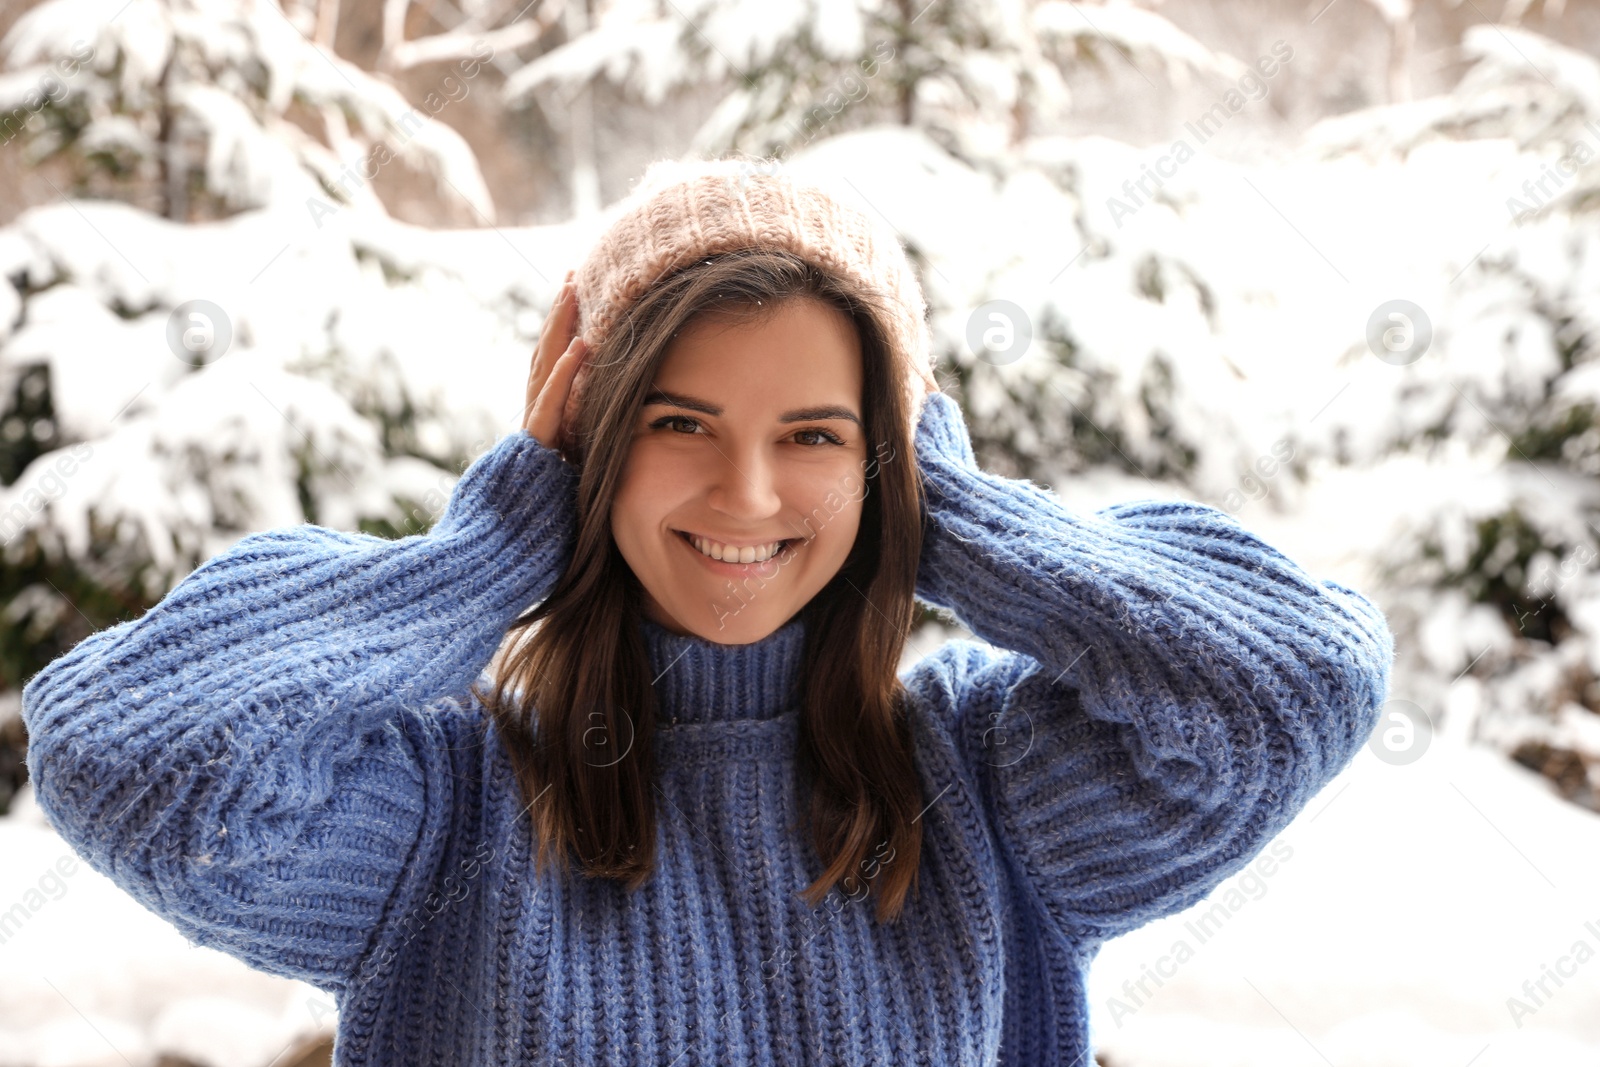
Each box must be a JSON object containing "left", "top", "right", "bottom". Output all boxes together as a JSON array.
[
  {"left": 0, "top": 789, "right": 333, "bottom": 1067},
  {"left": 1085, "top": 712, "right": 1600, "bottom": 1066}
]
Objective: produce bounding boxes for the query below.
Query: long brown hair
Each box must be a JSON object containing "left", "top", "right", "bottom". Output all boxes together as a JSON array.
[{"left": 472, "top": 247, "right": 928, "bottom": 922}]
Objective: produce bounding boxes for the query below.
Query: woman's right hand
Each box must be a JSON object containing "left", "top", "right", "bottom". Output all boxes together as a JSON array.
[{"left": 523, "top": 269, "right": 587, "bottom": 453}]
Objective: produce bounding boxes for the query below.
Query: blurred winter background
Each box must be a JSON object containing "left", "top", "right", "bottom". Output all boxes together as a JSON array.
[{"left": 0, "top": 0, "right": 1598, "bottom": 1063}]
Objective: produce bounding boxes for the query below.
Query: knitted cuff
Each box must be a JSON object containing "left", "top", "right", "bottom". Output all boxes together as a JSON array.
[
  {"left": 432, "top": 430, "right": 581, "bottom": 544},
  {"left": 913, "top": 390, "right": 978, "bottom": 475}
]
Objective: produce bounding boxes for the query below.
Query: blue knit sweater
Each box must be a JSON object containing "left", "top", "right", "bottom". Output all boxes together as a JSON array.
[{"left": 22, "top": 391, "right": 1393, "bottom": 1066}]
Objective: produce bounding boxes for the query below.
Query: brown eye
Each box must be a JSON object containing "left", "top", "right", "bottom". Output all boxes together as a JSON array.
[
  {"left": 650, "top": 415, "right": 701, "bottom": 434},
  {"left": 794, "top": 428, "right": 845, "bottom": 446}
]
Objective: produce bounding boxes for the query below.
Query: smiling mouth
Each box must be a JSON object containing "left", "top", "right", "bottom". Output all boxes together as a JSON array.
[{"left": 675, "top": 529, "right": 799, "bottom": 565}]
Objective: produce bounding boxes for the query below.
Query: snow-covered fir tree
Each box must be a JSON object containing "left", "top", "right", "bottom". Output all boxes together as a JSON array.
[
  {"left": 1302, "top": 24, "right": 1600, "bottom": 810},
  {"left": 0, "top": 0, "right": 559, "bottom": 810}
]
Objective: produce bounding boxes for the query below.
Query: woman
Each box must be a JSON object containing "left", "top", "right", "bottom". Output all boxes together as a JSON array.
[{"left": 21, "top": 159, "right": 1394, "bottom": 1066}]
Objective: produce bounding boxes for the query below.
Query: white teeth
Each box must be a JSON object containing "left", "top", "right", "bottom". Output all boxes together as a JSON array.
[{"left": 688, "top": 534, "right": 785, "bottom": 564}]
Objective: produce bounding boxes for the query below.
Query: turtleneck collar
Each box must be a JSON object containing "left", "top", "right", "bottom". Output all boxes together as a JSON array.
[{"left": 638, "top": 611, "right": 806, "bottom": 725}]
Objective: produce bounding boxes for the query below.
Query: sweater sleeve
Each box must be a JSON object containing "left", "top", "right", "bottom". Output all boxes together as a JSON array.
[
  {"left": 20, "top": 429, "right": 578, "bottom": 993},
  {"left": 905, "top": 391, "right": 1393, "bottom": 945}
]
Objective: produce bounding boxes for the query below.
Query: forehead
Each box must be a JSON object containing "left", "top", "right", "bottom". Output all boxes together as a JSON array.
[{"left": 652, "top": 298, "right": 863, "bottom": 401}]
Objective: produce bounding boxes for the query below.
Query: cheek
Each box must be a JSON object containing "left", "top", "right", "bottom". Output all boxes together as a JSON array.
[
  {"left": 611, "top": 444, "right": 693, "bottom": 543},
  {"left": 794, "top": 464, "right": 867, "bottom": 547}
]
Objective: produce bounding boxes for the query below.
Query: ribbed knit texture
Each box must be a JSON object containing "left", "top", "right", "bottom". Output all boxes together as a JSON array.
[{"left": 22, "top": 391, "right": 1394, "bottom": 1066}]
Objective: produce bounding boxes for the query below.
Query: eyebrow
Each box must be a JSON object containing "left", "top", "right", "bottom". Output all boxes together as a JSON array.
[{"left": 642, "top": 388, "right": 862, "bottom": 427}]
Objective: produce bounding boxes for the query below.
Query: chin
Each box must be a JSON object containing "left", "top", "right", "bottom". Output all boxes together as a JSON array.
[{"left": 676, "top": 605, "right": 795, "bottom": 645}]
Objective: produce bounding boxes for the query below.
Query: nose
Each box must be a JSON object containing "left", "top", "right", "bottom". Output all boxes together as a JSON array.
[{"left": 704, "top": 443, "right": 783, "bottom": 525}]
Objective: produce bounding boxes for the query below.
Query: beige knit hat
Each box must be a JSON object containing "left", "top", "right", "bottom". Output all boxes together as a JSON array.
[{"left": 562, "top": 157, "right": 941, "bottom": 435}]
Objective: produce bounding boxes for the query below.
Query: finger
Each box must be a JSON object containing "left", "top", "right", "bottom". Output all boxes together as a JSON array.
[
  {"left": 552, "top": 280, "right": 580, "bottom": 342},
  {"left": 540, "top": 278, "right": 572, "bottom": 343},
  {"left": 528, "top": 351, "right": 553, "bottom": 435},
  {"left": 527, "top": 323, "right": 559, "bottom": 418},
  {"left": 545, "top": 337, "right": 586, "bottom": 407},
  {"left": 529, "top": 283, "right": 578, "bottom": 404},
  {"left": 525, "top": 337, "right": 586, "bottom": 444},
  {"left": 532, "top": 283, "right": 579, "bottom": 388}
]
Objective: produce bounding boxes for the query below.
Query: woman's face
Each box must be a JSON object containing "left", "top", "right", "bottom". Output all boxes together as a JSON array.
[{"left": 610, "top": 296, "right": 869, "bottom": 644}]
